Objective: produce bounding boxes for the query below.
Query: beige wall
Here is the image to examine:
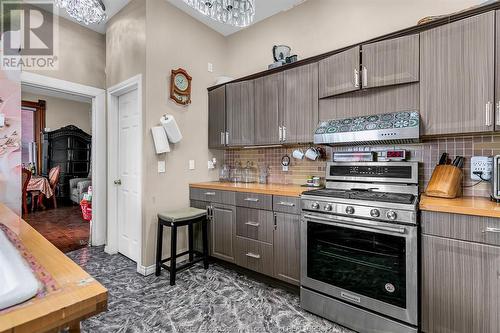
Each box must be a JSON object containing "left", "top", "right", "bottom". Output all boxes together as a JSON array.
[
  {"left": 141, "top": 0, "right": 227, "bottom": 266},
  {"left": 225, "top": 0, "right": 483, "bottom": 78},
  {"left": 106, "top": 0, "right": 146, "bottom": 88},
  {"left": 21, "top": 92, "right": 92, "bottom": 134},
  {"left": 28, "top": 12, "right": 106, "bottom": 89}
]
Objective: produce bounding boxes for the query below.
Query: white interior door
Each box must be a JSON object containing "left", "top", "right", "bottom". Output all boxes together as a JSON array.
[{"left": 117, "top": 89, "right": 140, "bottom": 262}]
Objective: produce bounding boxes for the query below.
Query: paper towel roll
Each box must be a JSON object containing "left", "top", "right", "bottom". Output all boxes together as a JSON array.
[
  {"left": 160, "top": 114, "right": 182, "bottom": 144},
  {"left": 151, "top": 126, "right": 170, "bottom": 154}
]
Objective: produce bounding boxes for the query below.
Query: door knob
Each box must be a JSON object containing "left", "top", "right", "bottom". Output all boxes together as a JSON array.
[{"left": 114, "top": 179, "right": 122, "bottom": 185}]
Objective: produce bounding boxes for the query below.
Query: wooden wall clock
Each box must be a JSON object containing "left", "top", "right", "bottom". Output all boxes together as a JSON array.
[{"left": 170, "top": 68, "right": 192, "bottom": 105}]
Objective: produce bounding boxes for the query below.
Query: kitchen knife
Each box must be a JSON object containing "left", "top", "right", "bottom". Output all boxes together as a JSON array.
[{"left": 438, "top": 153, "right": 448, "bottom": 165}]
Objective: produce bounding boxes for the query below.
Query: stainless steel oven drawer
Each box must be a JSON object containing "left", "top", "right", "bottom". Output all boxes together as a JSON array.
[
  {"left": 301, "top": 287, "right": 417, "bottom": 333},
  {"left": 235, "top": 236, "right": 274, "bottom": 277},
  {"left": 235, "top": 192, "right": 272, "bottom": 210},
  {"left": 236, "top": 208, "right": 274, "bottom": 244},
  {"left": 273, "top": 196, "right": 300, "bottom": 214}
]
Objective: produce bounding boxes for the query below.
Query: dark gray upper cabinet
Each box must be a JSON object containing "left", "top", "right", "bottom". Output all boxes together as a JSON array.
[
  {"left": 362, "top": 34, "right": 419, "bottom": 89},
  {"left": 495, "top": 10, "right": 500, "bottom": 131},
  {"left": 211, "top": 203, "right": 236, "bottom": 263},
  {"left": 273, "top": 212, "right": 300, "bottom": 285},
  {"left": 208, "top": 86, "right": 226, "bottom": 149},
  {"left": 319, "top": 83, "right": 419, "bottom": 121},
  {"left": 420, "top": 12, "right": 495, "bottom": 135},
  {"left": 421, "top": 234, "right": 500, "bottom": 333},
  {"left": 319, "top": 46, "right": 360, "bottom": 98},
  {"left": 283, "top": 63, "right": 319, "bottom": 143},
  {"left": 226, "top": 80, "right": 255, "bottom": 146},
  {"left": 254, "top": 73, "right": 283, "bottom": 145}
]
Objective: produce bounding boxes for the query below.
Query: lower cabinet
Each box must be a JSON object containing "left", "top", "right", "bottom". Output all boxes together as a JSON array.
[
  {"left": 421, "top": 234, "right": 500, "bottom": 333},
  {"left": 190, "top": 188, "right": 301, "bottom": 285},
  {"left": 211, "top": 203, "right": 236, "bottom": 263},
  {"left": 273, "top": 212, "right": 301, "bottom": 285},
  {"left": 235, "top": 236, "right": 274, "bottom": 276}
]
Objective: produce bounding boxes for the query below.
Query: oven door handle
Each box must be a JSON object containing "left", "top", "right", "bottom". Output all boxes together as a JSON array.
[{"left": 303, "top": 214, "right": 407, "bottom": 235}]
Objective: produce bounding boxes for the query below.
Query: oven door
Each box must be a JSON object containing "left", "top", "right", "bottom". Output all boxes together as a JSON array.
[{"left": 301, "top": 212, "right": 418, "bottom": 326}]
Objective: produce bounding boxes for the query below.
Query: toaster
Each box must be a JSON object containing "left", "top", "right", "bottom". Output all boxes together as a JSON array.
[{"left": 493, "top": 155, "right": 500, "bottom": 201}]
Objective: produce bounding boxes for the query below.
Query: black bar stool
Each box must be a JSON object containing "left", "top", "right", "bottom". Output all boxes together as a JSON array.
[{"left": 155, "top": 207, "right": 209, "bottom": 286}]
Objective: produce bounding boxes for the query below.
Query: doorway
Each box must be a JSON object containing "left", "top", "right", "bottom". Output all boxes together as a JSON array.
[
  {"left": 21, "top": 87, "right": 93, "bottom": 253},
  {"left": 21, "top": 72, "right": 107, "bottom": 248},
  {"left": 106, "top": 75, "right": 143, "bottom": 271}
]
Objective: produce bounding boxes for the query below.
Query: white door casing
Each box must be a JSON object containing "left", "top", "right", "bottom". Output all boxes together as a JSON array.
[
  {"left": 20, "top": 72, "right": 107, "bottom": 246},
  {"left": 106, "top": 75, "right": 143, "bottom": 273}
]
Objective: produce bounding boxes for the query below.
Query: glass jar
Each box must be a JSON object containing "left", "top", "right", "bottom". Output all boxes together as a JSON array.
[{"left": 258, "top": 164, "right": 268, "bottom": 184}]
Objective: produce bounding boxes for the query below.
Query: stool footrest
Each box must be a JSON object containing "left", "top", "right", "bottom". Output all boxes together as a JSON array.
[
  {"left": 161, "top": 257, "right": 205, "bottom": 274},
  {"left": 160, "top": 250, "right": 203, "bottom": 264}
]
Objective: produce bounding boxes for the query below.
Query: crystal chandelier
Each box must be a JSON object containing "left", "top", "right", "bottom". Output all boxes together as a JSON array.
[
  {"left": 183, "top": 0, "right": 255, "bottom": 27},
  {"left": 54, "top": 0, "right": 107, "bottom": 25}
]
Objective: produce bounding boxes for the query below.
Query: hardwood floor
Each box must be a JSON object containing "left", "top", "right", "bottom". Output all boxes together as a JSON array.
[{"left": 24, "top": 205, "right": 90, "bottom": 253}]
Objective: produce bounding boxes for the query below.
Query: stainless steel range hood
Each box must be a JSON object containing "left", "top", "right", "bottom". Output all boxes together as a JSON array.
[{"left": 314, "top": 110, "right": 420, "bottom": 146}]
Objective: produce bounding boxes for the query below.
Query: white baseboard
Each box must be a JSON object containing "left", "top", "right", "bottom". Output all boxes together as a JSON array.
[
  {"left": 136, "top": 252, "right": 190, "bottom": 276},
  {"left": 137, "top": 264, "right": 156, "bottom": 276},
  {"left": 104, "top": 246, "right": 117, "bottom": 255}
]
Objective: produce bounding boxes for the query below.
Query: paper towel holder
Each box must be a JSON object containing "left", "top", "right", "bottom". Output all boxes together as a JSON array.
[{"left": 151, "top": 126, "right": 170, "bottom": 154}]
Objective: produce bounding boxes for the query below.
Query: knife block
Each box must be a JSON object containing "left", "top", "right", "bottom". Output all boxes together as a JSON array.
[{"left": 425, "top": 165, "right": 463, "bottom": 198}]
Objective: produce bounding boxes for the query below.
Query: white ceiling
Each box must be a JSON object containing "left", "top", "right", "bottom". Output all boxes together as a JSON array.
[
  {"left": 167, "top": 0, "right": 308, "bottom": 36},
  {"left": 48, "top": 0, "right": 306, "bottom": 35}
]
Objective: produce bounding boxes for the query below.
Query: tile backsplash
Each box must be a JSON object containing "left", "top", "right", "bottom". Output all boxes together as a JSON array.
[{"left": 223, "top": 134, "right": 500, "bottom": 197}]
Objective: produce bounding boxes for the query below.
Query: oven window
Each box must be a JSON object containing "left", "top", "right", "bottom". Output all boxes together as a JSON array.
[{"left": 307, "top": 221, "right": 406, "bottom": 308}]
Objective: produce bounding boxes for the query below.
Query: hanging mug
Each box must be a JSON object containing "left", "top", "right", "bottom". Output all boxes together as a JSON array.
[
  {"left": 292, "top": 149, "right": 305, "bottom": 160},
  {"left": 305, "top": 147, "right": 320, "bottom": 161}
]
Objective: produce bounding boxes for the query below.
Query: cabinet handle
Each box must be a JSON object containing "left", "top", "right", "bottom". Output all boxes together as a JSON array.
[
  {"left": 283, "top": 126, "right": 287, "bottom": 141},
  {"left": 204, "top": 192, "right": 216, "bottom": 196},
  {"left": 225, "top": 131, "right": 229, "bottom": 145},
  {"left": 362, "top": 66, "right": 368, "bottom": 87},
  {"left": 483, "top": 227, "right": 500, "bottom": 233},
  {"left": 244, "top": 198, "right": 259, "bottom": 202},
  {"left": 246, "top": 252, "right": 261, "bottom": 259},
  {"left": 220, "top": 132, "right": 225, "bottom": 145},
  {"left": 354, "top": 69, "right": 360, "bottom": 88},
  {"left": 277, "top": 201, "right": 295, "bottom": 207},
  {"left": 279, "top": 126, "right": 283, "bottom": 141},
  {"left": 245, "top": 221, "right": 260, "bottom": 227},
  {"left": 496, "top": 101, "right": 500, "bottom": 126},
  {"left": 273, "top": 213, "right": 277, "bottom": 230},
  {"left": 486, "top": 102, "right": 492, "bottom": 126}
]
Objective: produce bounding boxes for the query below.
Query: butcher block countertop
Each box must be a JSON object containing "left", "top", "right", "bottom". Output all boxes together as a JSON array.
[
  {"left": 420, "top": 195, "right": 500, "bottom": 218},
  {"left": 190, "top": 182, "right": 313, "bottom": 197},
  {"left": 0, "top": 203, "right": 107, "bottom": 333}
]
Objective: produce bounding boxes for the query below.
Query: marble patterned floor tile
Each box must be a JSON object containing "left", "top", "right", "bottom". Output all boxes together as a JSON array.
[{"left": 66, "top": 246, "right": 355, "bottom": 333}]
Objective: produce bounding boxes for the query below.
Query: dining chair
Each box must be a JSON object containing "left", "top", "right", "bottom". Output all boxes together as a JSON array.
[
  {"left": 48, "top": 165, "right": 61, "bottom": 209},
  {"left": 22, "top": 168, "right": 32, "bottom": 215}
]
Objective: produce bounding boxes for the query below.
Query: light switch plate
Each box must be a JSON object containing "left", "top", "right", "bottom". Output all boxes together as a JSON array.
[
  {"left": 189, "top": 160, "right": 195, "bottom": 170},
  {"left": 158, "top": 161, "right": 166, "bottom": 173},
  {"left": 471, "top": 156, "right": 493, "bottom": 181},
  {"left": 208, "top": 63, "right": 213, "bottom": 72}
]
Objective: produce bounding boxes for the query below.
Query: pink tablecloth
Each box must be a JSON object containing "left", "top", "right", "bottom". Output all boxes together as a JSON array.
[{"left": 27, "top": 176, "right": 53, "bottom": 198}]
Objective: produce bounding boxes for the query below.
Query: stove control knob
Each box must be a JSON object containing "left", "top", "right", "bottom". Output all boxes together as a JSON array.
[
  {"left": 386, "top": 210, "right": 398, "bottom": 221},
  {"left": 345, "top": 206, "right": 355, "bottom": 215},
  {"left": 324, "top": 204, "right": 333, "bottom": 212},
  {"left": 370, "top": 209, "right": 380, "bottom": 218},
  {"left": 311, "top": 202, "right": 320, "bottom": 210}
]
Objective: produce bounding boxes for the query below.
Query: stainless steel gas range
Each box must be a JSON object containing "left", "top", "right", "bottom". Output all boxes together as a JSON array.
[{"left": 300, "top": 161, "right": 419, "bottom": 333}]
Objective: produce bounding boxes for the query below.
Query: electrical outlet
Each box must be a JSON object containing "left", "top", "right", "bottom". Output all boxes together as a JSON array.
[
  {"left": 208, "top": 63, "right": 213, "bottom": 72},
  {"left": 158, "top": 161, "right": 166, "bottom": 173},
  {"left": 471, "top": 156, "right": 493, "bottom": 181}
]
